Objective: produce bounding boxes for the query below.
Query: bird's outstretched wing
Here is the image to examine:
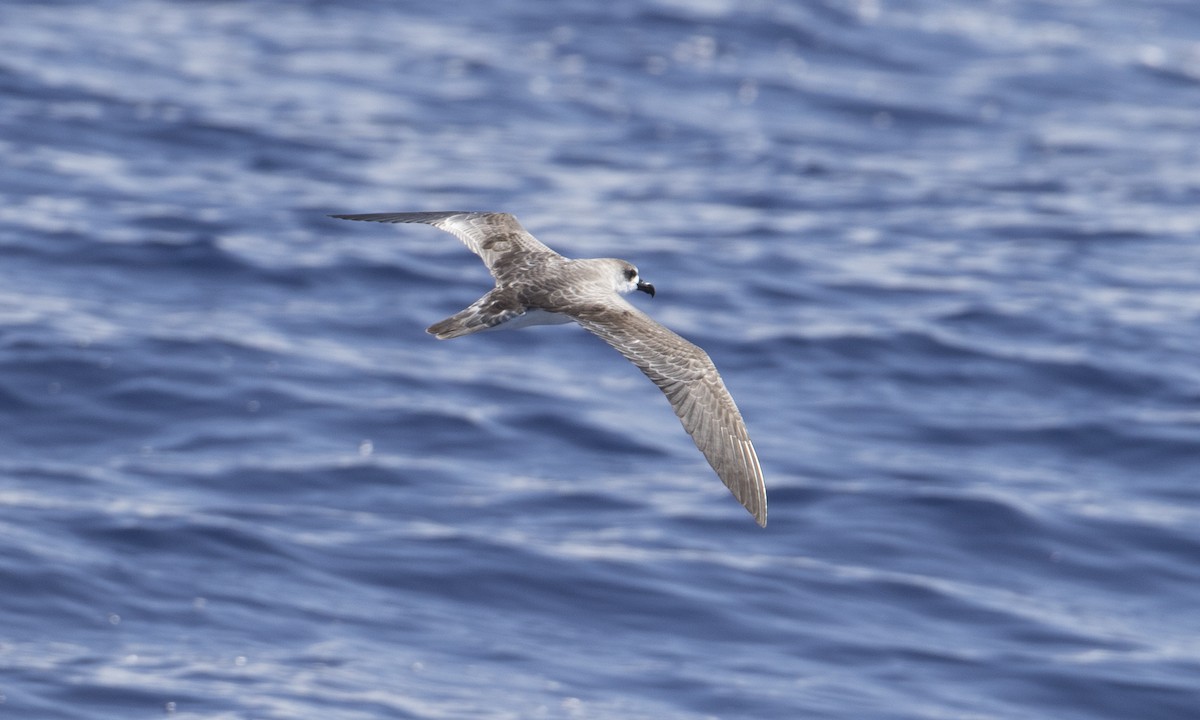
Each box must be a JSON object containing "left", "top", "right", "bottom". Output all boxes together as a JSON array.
[
  {"left": 330, "top": 212, "right": 560, "bottom": 281},
  {"left": 570, "top": 301, "right": 767, "bottom": 526}
]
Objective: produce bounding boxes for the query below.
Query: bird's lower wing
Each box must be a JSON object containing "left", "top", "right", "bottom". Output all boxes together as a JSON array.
[{"left": 571, "top": 302, "right": 767, "bottom": 526}]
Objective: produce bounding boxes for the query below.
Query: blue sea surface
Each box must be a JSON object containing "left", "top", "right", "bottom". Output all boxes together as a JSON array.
[{"left": 3, "top": 1, "right": 1200, "bottom": 717}]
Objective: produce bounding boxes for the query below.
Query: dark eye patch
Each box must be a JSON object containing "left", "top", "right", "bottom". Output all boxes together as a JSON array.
[{"left": 624, "top": 268, "right": 637, "bottom": 280}]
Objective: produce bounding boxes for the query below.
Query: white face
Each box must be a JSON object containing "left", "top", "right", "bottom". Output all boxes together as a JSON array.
[
  {"left": 607, "top": 259, "right": 654, "bottom": 297},
  {"left": 589, "top": 258, "right": 652, "bottom": 296},
  {"left": 618, "top": 262, "right": 641, "bottom": 293}
]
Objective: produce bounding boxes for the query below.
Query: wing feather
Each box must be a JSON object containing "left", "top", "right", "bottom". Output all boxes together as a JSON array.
[
  {"left": 330, "top": 212, "right": 559, "bottom": 279},
  {"left": 571, "top": 303, "right": 767, "bottom": 526}
]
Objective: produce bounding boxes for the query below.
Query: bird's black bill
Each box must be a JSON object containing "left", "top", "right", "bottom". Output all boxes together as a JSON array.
[{"left": 637, "top": 281, "right": 656, "bottom": 297}]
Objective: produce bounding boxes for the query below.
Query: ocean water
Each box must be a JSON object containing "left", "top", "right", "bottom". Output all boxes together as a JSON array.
[{"left": 3, "top": 0, "right": 1200, "bottom": 718}]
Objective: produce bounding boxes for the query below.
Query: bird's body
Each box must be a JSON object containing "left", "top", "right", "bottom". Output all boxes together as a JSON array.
[{"left": 330, "top": 211, "right": 767, "bottom": 526}]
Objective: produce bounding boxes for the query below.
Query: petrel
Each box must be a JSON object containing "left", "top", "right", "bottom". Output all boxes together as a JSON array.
[{"left": 331, "top": 212, "right": 767, "bottom": 526}]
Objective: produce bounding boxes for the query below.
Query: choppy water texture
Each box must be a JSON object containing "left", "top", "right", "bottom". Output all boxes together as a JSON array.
[{"left": 3, "top": 1, "right": 1200, "bottom": 718}]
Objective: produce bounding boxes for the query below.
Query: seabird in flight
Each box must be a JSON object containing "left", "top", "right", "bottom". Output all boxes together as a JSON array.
[{"left": 330, "top": 211, "right": 767, "bottom": 526}]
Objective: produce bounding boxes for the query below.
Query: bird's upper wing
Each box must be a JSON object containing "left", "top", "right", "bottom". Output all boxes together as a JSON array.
[
  {"left": 329, "top": 212, "right": 560, "bottom": 280},
  {"left": 569, "top": 300, "right": 767, "bottom": 526}
]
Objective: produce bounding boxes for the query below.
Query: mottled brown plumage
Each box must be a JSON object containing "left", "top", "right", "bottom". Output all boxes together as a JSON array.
[{"left": 331, "top": 211, "right": 767, "bottom": 526}]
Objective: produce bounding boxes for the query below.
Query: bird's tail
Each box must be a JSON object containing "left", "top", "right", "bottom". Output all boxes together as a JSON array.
[{"left": 427, "top": 289, "right": 523, "bottom": 339}]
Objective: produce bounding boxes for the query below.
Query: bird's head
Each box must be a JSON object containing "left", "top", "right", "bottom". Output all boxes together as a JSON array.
[{"left": 609, "top": 259, "right": 655, "bottom": 298}]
